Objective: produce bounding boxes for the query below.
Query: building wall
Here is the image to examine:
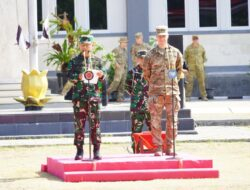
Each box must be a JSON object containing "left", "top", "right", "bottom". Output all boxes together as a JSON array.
[
  {"left": 0, "top": 0, "right": 250, "bottom": 83},
  {"left": 148, "top": 0, "right": 167, "bottom": 32},
  {"left": 38, "top": 0, "right": 127, "bottom": 72},
  {"left": 183, "top": 34, "right": 250, "bottom": 66},
  {"left": 0, "top": 0, "right": 29, "bottom": 82},
  {"left": 38, "top": 33, "right": 250, "bottom": 72},
  {"left": 106, "top": 0, "right": 127, "bottom": 34}
]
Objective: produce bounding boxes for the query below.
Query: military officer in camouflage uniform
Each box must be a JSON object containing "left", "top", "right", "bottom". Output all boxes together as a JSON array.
[
  {"left": 143, "top": 26, "right": 183, "bottom": 156},
  {"left": 68, "top": 35, "right": 105, "bottom": 160},
  {"left": 184, "top": 35, "right": 208, "bottom": 101},
  {"left": 125, "top": 50, "right": 151, "bottom": 153},
  {"left": 107, "top": 37, "right": 128, "bottom": 101},
  {"left": 130, "top": 32, "right": 151, "bottom": 66}
]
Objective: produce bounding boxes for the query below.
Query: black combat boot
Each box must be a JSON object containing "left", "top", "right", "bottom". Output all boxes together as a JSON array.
[
  {"left": 74, "top": 145, "right": 83, "bottom": 160},
  {"left": 93, "top": 143, "right": 102, "bottom": 160}
]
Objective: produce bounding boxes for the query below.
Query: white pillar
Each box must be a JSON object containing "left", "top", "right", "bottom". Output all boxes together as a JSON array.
[{"left": 28, "top": 0, "right": 39, "bottom": 70}]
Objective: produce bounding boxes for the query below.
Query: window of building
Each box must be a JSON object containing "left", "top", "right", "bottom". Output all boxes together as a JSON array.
[
  {"left": 37, "top": 0, "right": 42, "bottom": 31},
  {"left": 167, "top": 0, "right": 185, "bottom": 28},
  {"left": 57, "top": 0, "right": 75, "bottom": 29},
  {"left": 89, "top": 0, "right": 107, "bottom": 29},
  {"left": 199, "top": 0, "right": 217, "bottom": 27},
  {"left": 231, "top": 0, "right": 249, "bottom": 26}
]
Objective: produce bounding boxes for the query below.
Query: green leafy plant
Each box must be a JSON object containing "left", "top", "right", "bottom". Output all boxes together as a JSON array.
[
  {"left": 102, "top": 52, "right": 116, "bottom": 84},
  {"left": 46, "top": 39, "right": 77, "bottom": 72},
  {"left": 93, "top": 43, "right": 104, "bottom": 55},
  {"left": 43, "top": 12, "right": 115, "bottom": 81},
  {"left": 149, "top": 36, "right": 156, "bottom": 47},
  {"left": 43, "top": 13, "right": 90, "bottom": 72}
]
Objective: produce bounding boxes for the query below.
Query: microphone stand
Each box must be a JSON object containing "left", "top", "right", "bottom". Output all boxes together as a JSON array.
[
  {"left": 167, "top": 58, "right": 177, "bottom": 159},
  {"left": 84, "top": 51, "right": 93, "bottom": 161},
  {"left": 171, "top": 76, "right": 176, "bottom": 158},
  {"left": 88, "top": 76, "right": 92, "bottom": 160}
]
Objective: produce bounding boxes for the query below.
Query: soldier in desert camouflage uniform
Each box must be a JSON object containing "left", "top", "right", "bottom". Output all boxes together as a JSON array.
[
  {"left": 107, "top": 37, "right": 128, "bottom": 101},
  {"left": 143, "top": 26, "right": 183, "bottom": 156},
  {"left": 68, "top": 35, "right": 105, "bottom": 160},
  {"left": 130, "top": 32, "right": 151, "bottom": 66},
  {"left": 184, "top": 35, "right": 208, "bottom": 101},
  {"left": 125, "top": 50, "right": 151, "bottom": 153}
]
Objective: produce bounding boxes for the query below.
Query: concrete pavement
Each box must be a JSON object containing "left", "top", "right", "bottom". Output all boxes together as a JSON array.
[
  {"left": 0, "top": 126, "right": 249, "bottom": 147},
  {"left": 185, "top": 98, "right": 250, "bottom": 126},
  {"left": 1, "top": 95, "right": 250, "bottom": 125},
  {"left": 0, "top": 95, "right": 250, "bottom": 147}
]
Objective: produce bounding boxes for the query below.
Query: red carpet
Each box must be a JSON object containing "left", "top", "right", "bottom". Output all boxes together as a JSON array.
[{"left": 41, "top": 153, "right": 219, "bottom": 182}]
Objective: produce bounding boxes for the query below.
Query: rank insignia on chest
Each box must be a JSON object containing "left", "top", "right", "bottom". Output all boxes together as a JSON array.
[{"left": 82, "top": 70, "right": 99, "bottom": 84}]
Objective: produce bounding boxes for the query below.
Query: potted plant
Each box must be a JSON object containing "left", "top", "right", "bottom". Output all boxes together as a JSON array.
[
  {"left": 46, "top": 39, "right": 77, "bottom": 92},
  {"left": 43, "top": 13, "right": 115, "bottom": 100},
  {"left": 43, "top": 13, "right": 90, "bottom": 93}
]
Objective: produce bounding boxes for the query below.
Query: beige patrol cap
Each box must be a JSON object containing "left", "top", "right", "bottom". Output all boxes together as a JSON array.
[
  {"left": 192, "top": 35, "right": 199, "bottom": 40},
  {"left": 156, "top": 25, "right": 168, "bottom": 35},
  {"left": 135, "top": 32, "right": 143, "bottom": 38},
  {"left": 119, "top": 37, "right": 128, "bottom": 43}
]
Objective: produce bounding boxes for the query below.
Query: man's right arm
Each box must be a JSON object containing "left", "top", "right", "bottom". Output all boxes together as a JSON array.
[
  {"left": 112, "top": 48, "right": 121, "bottom": 68},
  {"left": 202, "top": 46, "right": 207, "bottom": 63},
  {"left": 67, "top": 59, "right": 79, "bottom": 83}
]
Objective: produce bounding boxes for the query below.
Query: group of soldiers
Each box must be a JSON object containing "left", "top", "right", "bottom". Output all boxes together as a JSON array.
[
  {"left": 67, "top": 25, "right": 208, "bottom": 160},
  {"left": 107, "top": 32, "right": 151, "bottom": 102}
]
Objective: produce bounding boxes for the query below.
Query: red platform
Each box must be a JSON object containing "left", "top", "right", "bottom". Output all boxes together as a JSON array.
[{"left": 41, "top": 154, "right": 219, "bottom": 182}]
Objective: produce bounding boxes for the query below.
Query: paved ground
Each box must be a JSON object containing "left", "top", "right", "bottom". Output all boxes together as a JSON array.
[
  {"left": 186, "top": 98, "right": 250, "bottom": 121},
  {"left": 0, "top": 126, "right": 249, "bottom": 147},
  {"left": 0, "top": 95, "right": 250, "bottom": 146},
  {"left": 0, "top": 96, "right": 250, "bottom": 189},
  {"left": 1, "top": 96, "right": 250, "bottom": 128},
  {"left": 1, "top": 95, "right": 250, "bottom": 120}
]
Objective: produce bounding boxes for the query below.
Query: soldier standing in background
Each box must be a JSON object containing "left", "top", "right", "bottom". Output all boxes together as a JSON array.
[
  {"left": 125, "top": 50, "right": 151, "bottom": 153},
  {"left": 130, "top": 32, "right": 151, "bottom": 66},
  {"left": 107, "top": 37, "right": 128, "bottom": 102},
  {"left": 68, "top": 35, "right": 105, "bottom": 160},
  {"left": 143, "top": 26, "right": 183, "bottom": 156},
  {"left": 184, "top": 35, "right": 208, "bottom": 101}
]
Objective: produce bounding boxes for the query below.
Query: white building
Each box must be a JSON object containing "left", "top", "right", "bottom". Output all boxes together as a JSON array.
[{"left": 0, "top": 0, "right": 250, "bottom": 83}]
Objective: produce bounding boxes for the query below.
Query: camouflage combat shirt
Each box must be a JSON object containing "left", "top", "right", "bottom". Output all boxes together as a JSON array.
[
  {"left": 68, "top": 53, "right": 105, "bottom": 101},
  {"left": 112, "top": 46, "right": 128, "bottom": 70},
  {"left": 143, "top": 45, "right": 183, "bottom": 96},
  {"left": 125, "top": 65, "right": 149, "bottom": 112},
  {"left": 184, "top": 44, "right": 207, "bottom": 66}
]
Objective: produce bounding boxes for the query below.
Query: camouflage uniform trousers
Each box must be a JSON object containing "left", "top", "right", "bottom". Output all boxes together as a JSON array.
[
  {"left": 73, "top": 99, "right": 101, "bottom": 149},
  {"left": 130, "top": 110, "right": 151, "bottom": 152},
  {"left": 108, "top": 70, "right": 127, "bottom": 100},
  {"left": 186, "top": 64, "right": 207, "bottom": 98},
  {"left": 148, "top": 95, "right": 180, "bottom": 152}
]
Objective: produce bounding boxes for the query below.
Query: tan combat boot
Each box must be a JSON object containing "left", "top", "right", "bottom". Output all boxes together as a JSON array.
[
  {"left": 154, "top": 146, "right": 162, "bottom": 156},
  {"left": 201, "top": 97, "right": 208, "bottom": 101}
]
